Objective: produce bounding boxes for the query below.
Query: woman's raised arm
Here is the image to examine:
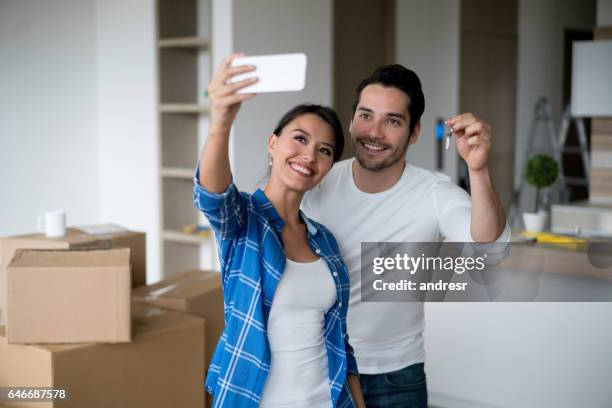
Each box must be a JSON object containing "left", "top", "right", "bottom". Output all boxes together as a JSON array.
[{"left": 198, "top": 53, "right": 257, "bottom": 193}]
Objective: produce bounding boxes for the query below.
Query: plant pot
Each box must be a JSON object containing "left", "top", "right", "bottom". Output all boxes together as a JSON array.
[{"left": 522, "top": 210, "right": 548, "bottom": 232}]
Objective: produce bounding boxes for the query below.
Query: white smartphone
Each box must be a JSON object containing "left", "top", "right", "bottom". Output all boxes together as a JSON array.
[{"left": 230, "top": 53, "right": 307, "bottom": 94}]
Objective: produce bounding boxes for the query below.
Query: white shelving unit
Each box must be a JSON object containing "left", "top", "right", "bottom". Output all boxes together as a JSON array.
[
  {"left": 159, "top": 103, "right": 210, "bottom": 114},
  {"left": 156, "top": 0, "right": 215, "bottom": 277}
]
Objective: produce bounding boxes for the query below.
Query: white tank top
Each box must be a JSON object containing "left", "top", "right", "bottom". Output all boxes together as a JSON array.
[{"left": 259, "top": 258, "right": 337, "bottom": 408}]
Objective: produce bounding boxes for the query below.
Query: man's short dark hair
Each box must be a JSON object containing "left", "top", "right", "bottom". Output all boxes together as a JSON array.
[{"left": 352, "top": 64, "right": 425, "bottom": 134}]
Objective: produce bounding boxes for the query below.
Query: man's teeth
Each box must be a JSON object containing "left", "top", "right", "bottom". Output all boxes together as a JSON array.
[
  {"left": 290, "top": 162, "right": 313, "bottom": 176},
  {"left": 363, "top": 142, "right": 385, "bottom": 151}
]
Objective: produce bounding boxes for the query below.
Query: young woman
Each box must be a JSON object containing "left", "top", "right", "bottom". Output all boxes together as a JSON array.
[{"left": 194, "top": 54, "right": 365, "bottom": 408}]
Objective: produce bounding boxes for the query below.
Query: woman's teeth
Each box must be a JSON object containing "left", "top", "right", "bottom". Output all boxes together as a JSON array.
[{"left": 289, "top": 162, "right": 313, "bottom": 176}]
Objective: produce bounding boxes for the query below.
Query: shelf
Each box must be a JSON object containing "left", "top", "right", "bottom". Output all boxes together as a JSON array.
[
  {"left": 163, "top": 230, "right": 211, "bottom": 245},
  {"left": 158, "top": 0, "right": 213, "bottom": 276},
  {"left": 162, "top": 178, "right": 198, "bottom": 230},
  {"left": 159, "top": 103, "right": 209, "bottom": 114},
  {"left": 161, "top": 167, "right": 194, "bottom": 180},
  {"left": 158, "top": 36, "right": 209, "bottom": 48},
  {"left": 161, "top": 114, "right": 198, "bottom": 169}
]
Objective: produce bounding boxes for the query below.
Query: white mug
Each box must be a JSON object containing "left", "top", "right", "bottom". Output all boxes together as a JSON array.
[{"left": 37, "top": 210, "right": 66, "bottom": 237}]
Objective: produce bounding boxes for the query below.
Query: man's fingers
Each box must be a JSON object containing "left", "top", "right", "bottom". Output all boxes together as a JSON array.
[
  {"left": 452, "top": 119, "right": 492, "bottom": 143},
  {"left": 448, "top": 112, "right": 473, "bottom": 125},
  {"left": 448, "top": 113, "right": 478, "bottom": 132},
  {"left": 451, "top": 118, "right": 475, "bottom": 132},
  {"left": 466, "top": 135, "right": 491, "bottom": 148},
  {"left": 464, "top": 121, "right": 484, "bottom": 137}
]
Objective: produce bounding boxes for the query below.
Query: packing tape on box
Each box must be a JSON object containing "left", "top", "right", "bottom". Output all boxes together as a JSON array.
[
  {"left": 132, "top": 307, "right": 167, "bottom": 329},
  {"left": 144, "top": 273, "right": 218, "bottom": 300},
  {"left": 142, "top": 307, "right": 167, "bottom": 317}
]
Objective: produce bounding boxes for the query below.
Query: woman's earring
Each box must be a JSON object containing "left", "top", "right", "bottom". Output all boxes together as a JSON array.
[{"left": 269, "top": 157, "right": 273, "bottom": 166}]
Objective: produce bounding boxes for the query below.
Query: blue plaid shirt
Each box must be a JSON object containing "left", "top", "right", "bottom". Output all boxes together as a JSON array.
[{"left": 193, "top": 170, "right": 358, "bottom": 408}]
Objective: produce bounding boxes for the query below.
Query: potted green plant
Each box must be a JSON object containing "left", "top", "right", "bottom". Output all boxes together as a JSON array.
[{"left": 522, "top": 154, "right": 559, "bottom": 232}]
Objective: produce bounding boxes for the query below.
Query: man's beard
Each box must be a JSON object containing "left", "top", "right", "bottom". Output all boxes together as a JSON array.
[{"left": 351, "top": 136, "right": 411, "bottom": 171}]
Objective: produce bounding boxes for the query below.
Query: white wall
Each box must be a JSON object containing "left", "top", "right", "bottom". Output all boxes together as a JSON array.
[
  {"left": 0, "top": 0, "right": 99, "bottom": 235},
  {"left": 395, "top": 0, "right": 460, "bottom": 182},
  {"left": 231, "top": 0, "right": 334, "bottom": 192},
  {"left": 571, "top": 41, "right": 612, "bottom": 117},
  {"left": 96, "top": 0, "right": 159, "bottom": 283},
  {"left": 426, "top": 300, "right": 612, "bottom": 408},
  {"left": 0, "top": 0, "right": 99, "bottom": 324},
  {"left": 0, "top": 0, "right": 160, "bottom": 288},
  {"left": 514, "top": 0, "right": 595, "bottom": 210}
]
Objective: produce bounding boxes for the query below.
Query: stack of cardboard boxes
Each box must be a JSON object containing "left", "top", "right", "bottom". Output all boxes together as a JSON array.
[
  {"left": 590, "top": 118, "right": 612, "bottom": 204},
  {"left": 589, "top": 28, "right": 612, "bottom": 204},
  {"left": 0, "top": 226, "right": 224, "bottom": 408}
]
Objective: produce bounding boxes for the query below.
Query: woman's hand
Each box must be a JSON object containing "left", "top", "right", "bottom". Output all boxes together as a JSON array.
[
  {"left": 198, "top": 54, "right": 257, "bottom": 193},
  {"left": 208, "top": 53, "right": 258, "bottom": 134},
  {"left": 348, "top": 374, "right": 366, "bottom": 408}
]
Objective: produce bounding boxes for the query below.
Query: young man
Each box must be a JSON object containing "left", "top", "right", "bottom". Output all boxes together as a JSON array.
[{"left": 302, "top": 65, "right": 510, "bottom": 408}]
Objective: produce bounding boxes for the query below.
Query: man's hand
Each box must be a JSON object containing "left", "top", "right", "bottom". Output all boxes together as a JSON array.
[
  {"left": 448, "top": 114, "right": 506, "bottom": 242},
  {"left": 448, "top": 113, "right": 492, "bottom": 172}
]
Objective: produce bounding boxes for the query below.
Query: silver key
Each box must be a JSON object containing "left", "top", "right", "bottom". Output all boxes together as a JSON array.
[{"left": 445, "top": 124, "right": 453, "bottom": 150}]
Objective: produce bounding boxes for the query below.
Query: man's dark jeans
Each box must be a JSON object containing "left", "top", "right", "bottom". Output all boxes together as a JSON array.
[{"left": 359, "top": 363, "right": 428, "bottom": 408}]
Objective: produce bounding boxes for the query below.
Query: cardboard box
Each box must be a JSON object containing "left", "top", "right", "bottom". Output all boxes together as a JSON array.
[
  {"left": 1, "top": 229, "right": 103, "bottom": 325},
  {"left": 552, "top": 201, "right": 612, "bottom": 237},
  {"left": 1, "top": 226, "right": 146, "bottom": 326},
  {"left": 132, "top": 270, "right": 223, "bottom": 369},
  {"left": 6, "top": 248, "right": 131, "bottom": 344},
  {"left": 106, "top": 231, "right": 146, "bottom": 287},
  {"left": 1, "top": 228, "right": 103, "bottom": 269},
  {"left": 0, "top": 226, "right": 146, "bottom": 288},
  {"left": 77, "top": 224, "right": 147, "bottom": 287},
  {"left": 0, "top": 304, "right": 206, "bottom": 408}
]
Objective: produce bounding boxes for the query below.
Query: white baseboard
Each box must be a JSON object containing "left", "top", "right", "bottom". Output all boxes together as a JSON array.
[{"left": 429, "top": 391, "right": 508, "bottom": 408}]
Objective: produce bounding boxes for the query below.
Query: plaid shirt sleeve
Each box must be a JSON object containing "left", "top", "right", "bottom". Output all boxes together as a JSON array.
[
  {"left": 193, "top": 165, "right": 246, "bottom": 242},
  {"left": 345, "top": 332, "right": 358, "bottom": 375}
]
